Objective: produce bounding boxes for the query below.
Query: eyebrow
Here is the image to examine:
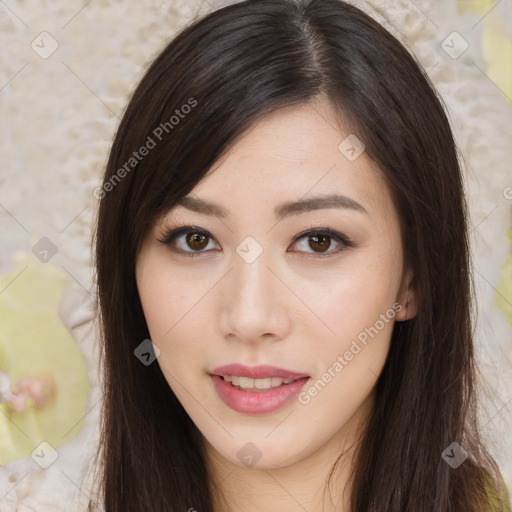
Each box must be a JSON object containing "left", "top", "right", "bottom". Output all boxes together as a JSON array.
[{"left": 174, "top": 193, "right": 368, "bottom": 220}]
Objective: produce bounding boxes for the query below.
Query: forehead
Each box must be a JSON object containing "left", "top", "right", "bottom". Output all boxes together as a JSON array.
[{"left": 180, "top": 99, "right": 394, "bottom": 222}]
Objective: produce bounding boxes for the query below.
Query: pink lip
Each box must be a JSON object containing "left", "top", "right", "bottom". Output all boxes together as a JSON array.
[
  {"left": 210, "top": 363, "right": 309, "bottom": 380},
  {"left": 209, "top": 364, "right": 310, "bottom": 414}
]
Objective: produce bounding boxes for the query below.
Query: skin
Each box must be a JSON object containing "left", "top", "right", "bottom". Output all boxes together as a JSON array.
[{"left": 135, "top": 96, "right": 417, "bottom": 512}]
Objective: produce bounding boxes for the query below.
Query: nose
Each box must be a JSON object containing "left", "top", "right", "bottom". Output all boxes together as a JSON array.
[{"left": 218, "top": 249, "right": 292, "bottom": 345}]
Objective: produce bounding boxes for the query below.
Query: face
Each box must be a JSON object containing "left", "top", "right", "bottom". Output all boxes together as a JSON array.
[{"left": 135, "top": 97, "right": 416, "bottom": 471}]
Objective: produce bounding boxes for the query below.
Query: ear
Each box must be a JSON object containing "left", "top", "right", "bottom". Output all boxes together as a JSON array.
[{"left": 394, "top": 268, "right": 418, "bottom": 321}]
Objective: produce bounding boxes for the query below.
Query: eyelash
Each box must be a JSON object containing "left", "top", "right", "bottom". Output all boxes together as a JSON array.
[{"left": 156, "top": 224, "right": 355, "bottom": 259}]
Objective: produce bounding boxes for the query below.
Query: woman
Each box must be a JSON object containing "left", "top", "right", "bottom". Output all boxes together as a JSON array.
[{"left": 92, "top": 0, "right": 511, "bottom": 510}]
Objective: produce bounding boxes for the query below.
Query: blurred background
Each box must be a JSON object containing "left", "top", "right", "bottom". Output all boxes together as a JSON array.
[{"left": 0, "top": 0, "right": 511, "bottom": 509}]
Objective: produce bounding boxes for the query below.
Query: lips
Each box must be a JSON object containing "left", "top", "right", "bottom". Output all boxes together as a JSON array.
[
  {"left": 210, "top": 363, "right": 309, "bottom": 381},
  {"left": 210, "top": 374, "right": 310, "bottom": 414},
  {"left": 209, "top": 364, "right": 310, "bottom": 414}
]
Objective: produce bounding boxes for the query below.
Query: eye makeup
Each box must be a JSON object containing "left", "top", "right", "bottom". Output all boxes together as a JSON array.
[{"left": 156, "top": 223, "right": 356, "bottom": 259}]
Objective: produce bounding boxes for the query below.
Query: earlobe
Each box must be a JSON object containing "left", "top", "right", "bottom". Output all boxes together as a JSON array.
[{"left": 395, "top": 270, "right": 418, "bottom": 321}]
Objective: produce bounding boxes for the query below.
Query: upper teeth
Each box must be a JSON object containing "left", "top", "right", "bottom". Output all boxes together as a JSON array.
[{"left": 223, "top": 375, "right": 294, "bottom": 389}]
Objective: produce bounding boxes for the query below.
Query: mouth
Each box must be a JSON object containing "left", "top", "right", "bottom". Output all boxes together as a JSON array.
[
  {"left": 217, "top": 374, "right": 307, "bottom": 392},
  {"left": 209, "top": 364, "right": 310, "bottom": 414},
  {"left": 211, "top": 363, "right": 309, "bottom": 381}
]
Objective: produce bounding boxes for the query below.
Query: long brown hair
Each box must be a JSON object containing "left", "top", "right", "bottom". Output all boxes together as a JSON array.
[{"left": 92, "top": 0, "right": 509, "bottom": 510}]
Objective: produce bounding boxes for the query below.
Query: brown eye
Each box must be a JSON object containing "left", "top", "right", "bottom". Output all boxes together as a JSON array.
[
  {"left": 291, "top": 228, "right": 353, "bottom": 258},
  {"left": 308, "top": 234, "right": 331, "bottom": 253},
  {"left": 157, "top": 226, "right": 220, "bottom": 255},
  {"left": 186, "top": 232, "right": 209, "bottom": 250}
]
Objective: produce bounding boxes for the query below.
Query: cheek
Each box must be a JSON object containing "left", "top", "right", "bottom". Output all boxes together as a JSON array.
[
  {"left": 294, "top": 266, "right": 398, "bottom": 434},
  {"left": 289, "top": 249, "right": 402, "bottom": 402},
  {"left": 136, "top": 258, "right": 216, "bottom": 397},
  {"left": 137, "top": 258, "right": 210, "bottom": 342},
  {"left": 295, "top": 252, "right": 402, "bottom": 342}
]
